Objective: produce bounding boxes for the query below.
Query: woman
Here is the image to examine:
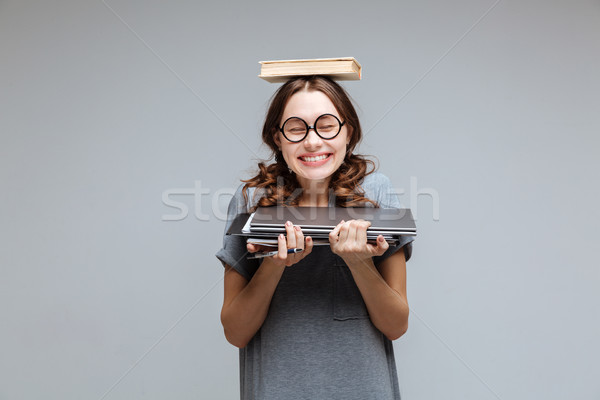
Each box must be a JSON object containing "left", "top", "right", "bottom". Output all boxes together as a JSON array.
[{"left": 216, "top": 76, "right": 414, "bottom": 399}]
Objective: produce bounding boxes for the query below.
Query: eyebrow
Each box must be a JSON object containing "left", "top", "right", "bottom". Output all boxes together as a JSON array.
[{"left": 282, "top": 113, "right": 341, "bottom": 122}]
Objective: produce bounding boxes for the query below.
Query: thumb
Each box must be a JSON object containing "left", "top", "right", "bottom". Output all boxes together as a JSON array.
[{"left": 373, "top": 235, "right": 389, "bottom": 256}]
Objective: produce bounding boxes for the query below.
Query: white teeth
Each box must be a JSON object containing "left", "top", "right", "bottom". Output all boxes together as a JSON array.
[{"left": 301, "top": 154, "right": 328, "bottom": 162}]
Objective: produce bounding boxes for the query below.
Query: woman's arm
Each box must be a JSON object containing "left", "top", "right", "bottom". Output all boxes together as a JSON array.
[
  {"left": 221, "top": 258, "right": 286, "bottom": 348},
  {"left": 345, "top": 250, "right": 409, "bottom": 341},
  {"left": 329, "top": 220, "right": 409, "bottom": 340},
  {"left": 220, "top": 224, "right": 313, "bottom": 348}
]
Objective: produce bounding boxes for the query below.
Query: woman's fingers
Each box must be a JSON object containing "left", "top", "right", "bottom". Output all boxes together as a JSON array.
[
  {"left": 284, "top": 220, "right": 296, "bottom": 249},
  {"left": 371, "top": 235, "right": 390, "bottom": 256},
  {"left": 286, "top": 225, "right": 305, "bottom": 266},
  {"left": 355, "top": 219, "right": 370, "bottom": 245},
  {"left": 304, "top": 236, "right": 314, "bottom": 256},
  {"left": 330, "top": 219, "right": 384, "bottom": 262},
  {"left": 269, "top": 219, "right": 379, "bottom": 265},
  {"left": 294, "top": 225, "right": 304, "bottom": 250},
  {"left": 328, "top": 219, "right": 345, "bottom": 244},
  {"left": 266, "top": 223, "right": 312, "bottom": 267},
  {"left": 345, "top": 220, "right": 359, "bottom": 243},
  {"left": 338, "top": 220, "right": 350, "bottom": 243},
  {"left": 247, "top": 243, "right": 272, "bottom": 253},
  {"left": 276, "top": 233, "right": 288, "bottom": 260}
]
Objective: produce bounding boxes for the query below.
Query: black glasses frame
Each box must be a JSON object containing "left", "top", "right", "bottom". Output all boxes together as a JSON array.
[{"left": 278, "top": 113, "right": 346, "bottom": 143}]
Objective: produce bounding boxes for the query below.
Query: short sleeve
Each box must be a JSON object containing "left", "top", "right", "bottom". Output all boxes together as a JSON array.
[
  {"left": 361, "top": 173, "right": 415, "bottom": 266},
  {"left": 215, "top": 185, "right": 260, "bottom": 281}
]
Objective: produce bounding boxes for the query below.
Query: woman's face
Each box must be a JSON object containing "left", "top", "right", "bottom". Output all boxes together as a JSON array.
[{"left": 274, "top": 90, "right": 350, "bottom": 186}]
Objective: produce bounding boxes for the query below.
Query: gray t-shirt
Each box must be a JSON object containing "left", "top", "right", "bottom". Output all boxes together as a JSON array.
[{"left": 216, "top": 172, "right": 415, "bottom": 400}]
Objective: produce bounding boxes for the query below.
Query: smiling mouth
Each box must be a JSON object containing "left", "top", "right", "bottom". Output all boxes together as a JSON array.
[{"left": 299, "top": 153, "right": 331, "bottom": 162}]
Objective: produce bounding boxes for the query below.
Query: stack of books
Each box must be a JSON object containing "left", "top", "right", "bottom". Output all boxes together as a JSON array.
[{"left": 227, "top": 206, "right": 416, "bottom": 248}]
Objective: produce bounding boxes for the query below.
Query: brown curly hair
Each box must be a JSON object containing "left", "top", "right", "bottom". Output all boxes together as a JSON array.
[{"left": 242, "top": 76, "right": 378, "bottom": 210}]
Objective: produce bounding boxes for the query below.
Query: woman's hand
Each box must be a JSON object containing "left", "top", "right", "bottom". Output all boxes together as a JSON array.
[
  {"left": 247, "top": 221, "right": 314, "bottom": 267},
  {"left": 329, "top": 219, "right": 389, "bottom": 267}
]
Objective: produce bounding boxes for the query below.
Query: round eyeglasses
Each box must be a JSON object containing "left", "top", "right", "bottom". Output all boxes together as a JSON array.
[{"left": 279, "top": 114, "right": 345, "bottom": 143}]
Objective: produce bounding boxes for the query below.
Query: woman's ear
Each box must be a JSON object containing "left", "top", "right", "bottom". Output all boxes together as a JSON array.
[
  {"left": 345, "top": 126, "right": 353, "bottom": 146},
  {"left": 273, "top": 132, "right": 281, "bottom": 149}
]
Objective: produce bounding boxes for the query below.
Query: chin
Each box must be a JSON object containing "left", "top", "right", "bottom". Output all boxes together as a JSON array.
[
  {"left": 292, "top": 163, "right": 339, "bottom": 182},
  {"left": 296, "top": 170, "right": 334, "bottom": 181}
]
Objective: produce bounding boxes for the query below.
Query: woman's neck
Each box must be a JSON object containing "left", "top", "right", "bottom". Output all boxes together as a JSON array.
[{"left": 296, "top": 176, "right": 330, "bottom": 207}]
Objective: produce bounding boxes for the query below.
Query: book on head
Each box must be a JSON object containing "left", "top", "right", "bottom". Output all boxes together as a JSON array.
[{"left": 258, "top": 57, "right": 362, "bottom": 83}]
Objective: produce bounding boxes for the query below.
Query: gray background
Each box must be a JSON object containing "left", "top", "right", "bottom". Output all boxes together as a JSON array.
[{"left": 1, "top": 0, "right": 599, "bottom": 399}]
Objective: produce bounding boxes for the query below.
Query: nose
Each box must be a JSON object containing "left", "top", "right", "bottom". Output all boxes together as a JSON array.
[{"left": 303, "top": 127, "right": 323, "bottom": 149}]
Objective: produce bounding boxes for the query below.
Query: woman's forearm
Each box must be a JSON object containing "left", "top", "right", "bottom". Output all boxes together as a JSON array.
[
  {"left": 221, "top": 259, "right": 286, "bottom": 348},
  {"left": 346, "top": 259, "right": 409, "bottom": 341}
]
